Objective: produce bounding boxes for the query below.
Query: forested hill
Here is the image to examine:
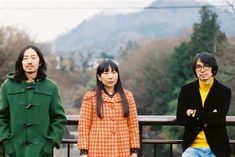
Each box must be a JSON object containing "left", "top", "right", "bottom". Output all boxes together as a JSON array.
[{"left": 51, "top": 0, "right": 235, "bottom": 57}]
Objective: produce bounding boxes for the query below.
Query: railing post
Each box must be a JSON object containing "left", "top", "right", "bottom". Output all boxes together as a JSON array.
[
  {"left": 170, "top": 144, "right": 173, "bottom": 157},
  {"left": 67, "top": 143, "right": 70, "bottom": 157},
  {"left": 139, "top": 122, "right": 143, "bottom": 157},
  {"left": 154, "top": 144, "right": 156, "bottom": 157},
  {"left": 234, "top": 143, "right": 235, "bottom": 157}
]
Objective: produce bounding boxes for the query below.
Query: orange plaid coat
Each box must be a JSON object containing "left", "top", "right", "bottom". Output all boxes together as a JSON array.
[{"left": 78, "top": 89, "right": 140, "bottom": 157}]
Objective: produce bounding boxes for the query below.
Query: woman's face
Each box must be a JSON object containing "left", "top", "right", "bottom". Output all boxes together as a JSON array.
[{"left": 98, "top": 66, "right": 118, "bottom": 91}]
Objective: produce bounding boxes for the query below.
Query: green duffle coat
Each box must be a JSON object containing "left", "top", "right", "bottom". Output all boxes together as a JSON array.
[{"left": 0, "top": 73, "right": 66, "bottom": 157}]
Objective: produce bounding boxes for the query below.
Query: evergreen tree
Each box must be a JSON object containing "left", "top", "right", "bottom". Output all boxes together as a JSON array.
[{"left": 190, "top": 6, "right": 226, "bottom": 54}]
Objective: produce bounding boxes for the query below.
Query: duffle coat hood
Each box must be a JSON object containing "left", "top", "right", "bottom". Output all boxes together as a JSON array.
[{"left": 0, "top": 73, "right": 66, "bottom": 157}]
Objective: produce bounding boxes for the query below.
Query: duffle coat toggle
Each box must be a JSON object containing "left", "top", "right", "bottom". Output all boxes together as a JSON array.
[
  {"left": 22, "top": 83, "right": 35, "bottom": 148},
  {"left": 25, "top": 104, "right": 33, "bottom": 109},
  {"left": 23, "top": 140, "right": 33, "bottom": 146},
  {"left": 22, "top": 122, "right": 34, "bottom": 128}
]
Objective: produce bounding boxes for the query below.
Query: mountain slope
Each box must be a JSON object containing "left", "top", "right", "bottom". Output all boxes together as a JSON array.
[{"left": 52, "top": 0, "right": 235, "bottom": 57}]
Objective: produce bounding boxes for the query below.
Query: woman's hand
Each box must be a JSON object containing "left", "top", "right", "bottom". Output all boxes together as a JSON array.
[{"left": 131, "top": 153, "right": 138, "bottom": 157}]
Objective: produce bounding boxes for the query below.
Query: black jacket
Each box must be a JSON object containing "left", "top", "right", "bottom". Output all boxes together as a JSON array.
[{"left": 177, "top": 79, "right": 231, "bottom": 157}]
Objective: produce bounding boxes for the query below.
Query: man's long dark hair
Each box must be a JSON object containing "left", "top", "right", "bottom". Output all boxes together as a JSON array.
[
  {"left": 96, "top": 60, "right": 129, "bottom": 118},
  {"left": 14, "top": 45, "right": 47, "bottom": 82}
]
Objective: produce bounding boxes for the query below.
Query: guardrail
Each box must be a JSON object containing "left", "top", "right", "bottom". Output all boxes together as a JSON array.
[{"left": 64, "top": 115, "right": 235, "bottom": 157}]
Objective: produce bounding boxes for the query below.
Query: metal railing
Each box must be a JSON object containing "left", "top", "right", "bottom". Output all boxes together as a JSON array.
[{"left": 63, "top": 115, "right": 235, "bottom": 157}]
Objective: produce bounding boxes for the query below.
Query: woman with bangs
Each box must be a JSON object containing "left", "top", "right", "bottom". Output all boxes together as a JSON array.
[{"left": 78, "top": 60, "right": 140, "bottom": 157}]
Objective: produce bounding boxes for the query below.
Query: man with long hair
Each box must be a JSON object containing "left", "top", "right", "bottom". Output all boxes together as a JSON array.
[{"left": 0, "top": 45, "right": 66, "bottom": 157}]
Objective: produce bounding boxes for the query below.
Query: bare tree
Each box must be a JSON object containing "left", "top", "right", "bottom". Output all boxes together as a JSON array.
[
  {"left": 0, "top": 27, "right": 33, "bottom": 83},
  {"left": 225, "top": 0, "right": 235, "bottom": 12}
]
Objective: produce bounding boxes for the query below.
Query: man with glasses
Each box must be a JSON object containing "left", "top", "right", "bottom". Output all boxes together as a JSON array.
[{"left": 177, "top": 52, "right": 231, "bottom": 157}]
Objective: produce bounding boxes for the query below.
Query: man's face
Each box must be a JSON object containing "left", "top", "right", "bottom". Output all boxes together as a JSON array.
[
  {"left": 195, "top": 58, "right": 213, "bottom": 82},
  {"left": 22, "top": 48, "right": 40, "bottom": 75}
]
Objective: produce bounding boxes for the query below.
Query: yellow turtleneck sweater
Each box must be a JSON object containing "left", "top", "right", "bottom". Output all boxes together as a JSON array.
[{"left": 191, "top": 78, "right": 214, "bottom": 148}]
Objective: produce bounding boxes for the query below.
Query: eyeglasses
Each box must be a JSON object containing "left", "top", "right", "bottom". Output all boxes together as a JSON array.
[{"left": 195, "top": 65, "right": 211, "bottom": 71}]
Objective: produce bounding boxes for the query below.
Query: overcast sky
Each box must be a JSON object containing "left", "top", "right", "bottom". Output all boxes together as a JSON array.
[{"left": 0, "top": 0, "right": 233, "bottom": 42}]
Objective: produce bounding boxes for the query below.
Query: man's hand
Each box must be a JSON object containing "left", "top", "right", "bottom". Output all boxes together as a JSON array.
[{"left": 186, "top": 109, "right": 194, "bottom": 117}]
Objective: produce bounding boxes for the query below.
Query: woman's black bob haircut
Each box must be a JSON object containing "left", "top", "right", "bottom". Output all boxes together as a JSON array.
[
  {"left": 192, "top": 52, "right": 218, "bottom": 77},
  {"left": 95, "top": 60, "right": 129, "bottom": 118},
  {"left": 14, "top": 45, "right": 47, "bottom": 82}
]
